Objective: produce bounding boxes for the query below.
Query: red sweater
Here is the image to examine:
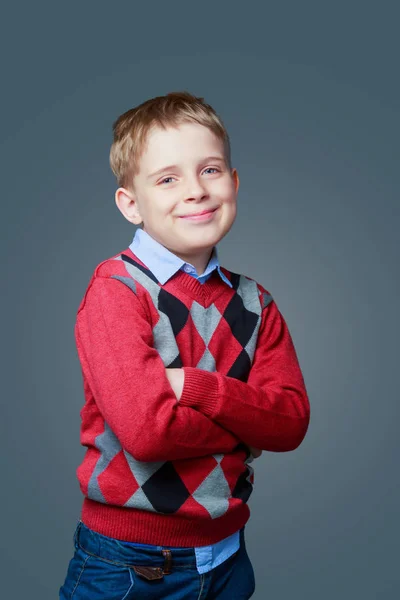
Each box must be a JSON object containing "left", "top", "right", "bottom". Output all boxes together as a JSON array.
[{"left": 74, "top": 247, "right": 310, "bottom": 546}]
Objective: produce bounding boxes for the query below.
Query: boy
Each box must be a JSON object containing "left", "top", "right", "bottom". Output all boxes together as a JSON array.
[{"left": 59, "top": 91, "right": 310, "bottom": 599}]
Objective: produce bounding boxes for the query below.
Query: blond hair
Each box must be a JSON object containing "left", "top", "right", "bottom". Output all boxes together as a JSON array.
[{"left": 109, "top": 90, "right": 232, "bottom": 191}]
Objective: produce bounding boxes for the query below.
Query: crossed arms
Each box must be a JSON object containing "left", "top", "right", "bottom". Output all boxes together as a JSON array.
[
  {"left": 75, "top": 276, "right": 310, "bottom": 462},
  {"left": 165, "top": 368, "right": 262, "bottom": 458}
]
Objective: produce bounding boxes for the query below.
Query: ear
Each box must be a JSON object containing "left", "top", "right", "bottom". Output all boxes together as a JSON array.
[
  {"left": 231, "top": 168, "right": 240, "bottom": 194},
  {"left": 115, "top": 187, "right": 143, "bottom": 225}
]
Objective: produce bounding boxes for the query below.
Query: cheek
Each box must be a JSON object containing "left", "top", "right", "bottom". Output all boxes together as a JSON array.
[
  {"left": 152, "top": 192, "right": 177, "bottom": 212},
  {"left": 218, "top": 179, "right": 237, "bottom": 200},
  {"left": 228, "top": 203, "right": 237, "bottom": 221},
  {"left": 226, "top": 200, "right": 238, "bottom": 223},
  {"left": 146, "top": 199, "right": 171, "bottom": 218},
  {"left": 224, "top": 192, "right": 237, "bottom": 211}
]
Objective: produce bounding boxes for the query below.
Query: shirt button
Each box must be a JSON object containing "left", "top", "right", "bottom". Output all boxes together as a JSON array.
[{"left": 183, "top": 264, "right": 193, "bottom": 273}]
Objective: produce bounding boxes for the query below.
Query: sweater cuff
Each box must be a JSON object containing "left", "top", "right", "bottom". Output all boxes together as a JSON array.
[{"left": 179, "top": 367, "right": 220, "bottom": 418}]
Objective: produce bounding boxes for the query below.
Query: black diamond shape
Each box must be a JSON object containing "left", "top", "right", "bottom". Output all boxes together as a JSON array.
[
  {"left": 232, "top": 467, "right": 253, "bottom": 503},
  {"left": 158, "top": 289, "right": 190, "bottom": 336},
  {"left": 167, "top": 354, "right": 183, "bottom": 368},
  {"left": 223, "top": 294, "right": 259, "bottom": 348},
  {"left": 227, "top": 348, "right": 251, "bottom": 382},
  {"left": 141, "top": 462, "right": 190, "bottom": 514},
  {"left": 228, "top": 271, "right": 241, "bottom": 291}
]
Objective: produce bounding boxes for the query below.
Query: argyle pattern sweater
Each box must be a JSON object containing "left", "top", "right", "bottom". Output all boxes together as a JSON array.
[{"left": 74, "top": 247, "right": 310, "bottom": 546}]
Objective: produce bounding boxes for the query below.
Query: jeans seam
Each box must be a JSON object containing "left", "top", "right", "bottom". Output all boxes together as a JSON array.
[
  {"left": 121, "top": 569, "right": 134, "bottom": 600},
  {"left": 70, "top": 554, "right": 90, "bottom": 598},
  {"left": 197, "top": 573, "right": 205, "bottom": 600}
]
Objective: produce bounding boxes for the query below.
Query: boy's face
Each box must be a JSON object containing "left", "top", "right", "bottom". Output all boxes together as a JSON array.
[{"left": 116, "top": 122, "right": 239, "bottom": 268}]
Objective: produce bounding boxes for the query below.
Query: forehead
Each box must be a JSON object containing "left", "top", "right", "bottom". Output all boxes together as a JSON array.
[{"left": 139, "top": 122, "right": 224, "bottom": 171}]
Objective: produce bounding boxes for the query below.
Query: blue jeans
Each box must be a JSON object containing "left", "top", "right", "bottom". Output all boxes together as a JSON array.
[{"left": 59, "top": 520, "right": 255, "bottom": 599}]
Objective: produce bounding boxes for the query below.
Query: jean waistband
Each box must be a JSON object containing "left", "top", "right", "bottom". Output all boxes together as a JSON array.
[{"left": 75, "top": 520, "right": 244, "bottom": 569}]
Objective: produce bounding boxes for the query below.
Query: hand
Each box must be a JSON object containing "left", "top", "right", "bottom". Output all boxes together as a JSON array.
[{"left": 165, "top": 368, "right": 185, "bottom": 401}]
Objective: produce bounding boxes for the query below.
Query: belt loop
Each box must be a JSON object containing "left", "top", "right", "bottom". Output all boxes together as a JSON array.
[{"left": 162, "top": 549, "right": 172, "bottom": 575}]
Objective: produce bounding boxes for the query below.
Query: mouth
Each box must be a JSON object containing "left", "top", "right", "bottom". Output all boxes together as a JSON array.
[{"left": 179, "top": 207, "right": 218, "bottom": 220}]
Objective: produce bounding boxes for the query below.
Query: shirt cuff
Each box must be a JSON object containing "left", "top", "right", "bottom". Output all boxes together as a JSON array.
[{"left": 179, "top": 367, "right": 220, "bottom": 418}]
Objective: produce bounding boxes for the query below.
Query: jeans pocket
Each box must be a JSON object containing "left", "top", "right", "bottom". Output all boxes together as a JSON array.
[{"left": 59, "top": 547, "right": 135, "bottom": 599}]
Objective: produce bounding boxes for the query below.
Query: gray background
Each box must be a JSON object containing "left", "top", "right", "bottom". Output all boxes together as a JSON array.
[{"left": 1, "top": 1, "right": 399, "bottom": 598}]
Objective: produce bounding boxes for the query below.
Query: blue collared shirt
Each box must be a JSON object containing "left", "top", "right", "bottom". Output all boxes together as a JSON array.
[
  {"left": 129, "top": 227, "right": 233, "bottom": 288},
  {"left": 127, "top": 227, "right": 239, "bottom": 574}
]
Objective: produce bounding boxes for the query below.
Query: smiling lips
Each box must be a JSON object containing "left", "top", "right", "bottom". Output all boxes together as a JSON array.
[{"left": 180, "top": 207, "right": 218, "bottom": 220}]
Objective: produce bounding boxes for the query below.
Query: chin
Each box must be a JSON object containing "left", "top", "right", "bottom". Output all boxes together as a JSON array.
[{"left": 185, "top": 229, "right": 224, "bottom": 246}]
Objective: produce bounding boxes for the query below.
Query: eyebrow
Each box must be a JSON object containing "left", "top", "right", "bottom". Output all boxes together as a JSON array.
[{"left": 146, "top": 156, "right": 226, "bottom": 180}]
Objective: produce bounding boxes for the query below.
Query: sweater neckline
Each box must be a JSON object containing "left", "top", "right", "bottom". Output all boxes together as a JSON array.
[
  {"left": 121, "top": 247, "right": 232, "bottom": 305},
  {"left": 166, "top": 269, "right": 229, "bottom": 304}
]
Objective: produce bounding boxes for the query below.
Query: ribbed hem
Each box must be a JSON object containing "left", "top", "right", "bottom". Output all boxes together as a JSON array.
[
  {"left": 179, "top": 367, "right": 220, "bottom": 417},
  {"left": 81, "top": 498, "right": 250, "bottom": 546}
]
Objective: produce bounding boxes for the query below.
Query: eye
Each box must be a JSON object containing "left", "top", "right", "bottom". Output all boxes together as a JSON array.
[{"left": 159, "top": 168, "right": 220, "bottom": 185}]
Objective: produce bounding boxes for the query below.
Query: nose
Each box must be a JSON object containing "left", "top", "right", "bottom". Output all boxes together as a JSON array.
[{"left": 184, "top": 176, "right": 209, "bottom": 202}]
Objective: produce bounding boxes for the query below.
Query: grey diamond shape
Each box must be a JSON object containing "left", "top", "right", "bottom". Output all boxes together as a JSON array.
[
  {"left": 153, "top": 312, "right": 181, "bottom": 365},
  {"left": 87, "top": 422, "right": 122, "bottom": 503},
  {"left": 237, "top": 276, "right": 263, "bottom": 314},
  {"left": 189, "top": 301, "right": 222, "bottom": 346},
  {"left": 124, "top": 486, "right": 157, "bottom": 511},
  {"left": 123, "top": 449, "right": 166, "bottom": 486},
  {"left": 193, "top": 465, "right": 231, "bottom": 519},
  {"left": 196, "top": 347, "right": 217, "bottom": 371},
  {"left": 244, "top": 314, "right": 262, "bottom": 364}
]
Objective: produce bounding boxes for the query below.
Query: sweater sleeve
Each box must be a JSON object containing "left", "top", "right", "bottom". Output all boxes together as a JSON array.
[
  {"left": 75, "top": 275, "right": 240, "bottom": 462},
  {"left": 179, "top": 291, "right": 310, "bottom": 452}
]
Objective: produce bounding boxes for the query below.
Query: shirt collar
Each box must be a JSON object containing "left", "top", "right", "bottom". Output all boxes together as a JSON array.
[{"left": 129, "top": 228, "right": 232, "bottom": 287}]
